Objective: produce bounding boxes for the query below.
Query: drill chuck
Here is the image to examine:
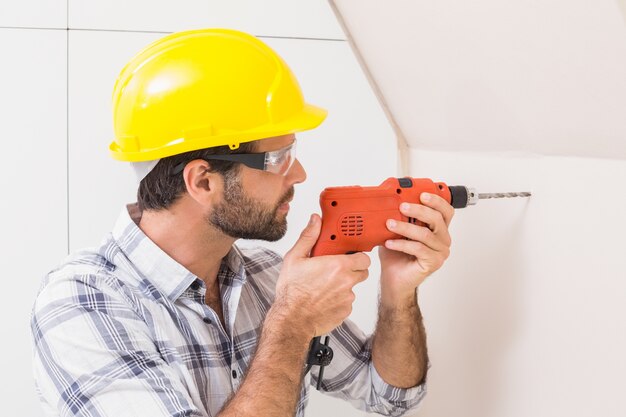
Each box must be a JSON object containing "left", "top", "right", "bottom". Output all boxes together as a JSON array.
[{"left": 448, "top": 186, "right": 479, "bottom": 208}]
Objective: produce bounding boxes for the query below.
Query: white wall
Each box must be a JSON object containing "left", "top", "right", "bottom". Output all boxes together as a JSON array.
[
  {"left": 407, "top": 150, "right": 626, "bottom": 417},
  {"left": 1, "top": 1, "right": 395, "bottom": 416},
  {"left": 332, "top": 0, "right": 626, "bottom": 159},
  {"left": 331, "top": 0, "right": 626, "bottom": 416},
  {"left": 0, "top": 27, "right": 67, "bottom": 414}
]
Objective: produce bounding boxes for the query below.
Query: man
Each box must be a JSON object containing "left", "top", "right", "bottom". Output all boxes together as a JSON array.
[{"left": 32, "top": 29, "right": 454, "bottom": 417}]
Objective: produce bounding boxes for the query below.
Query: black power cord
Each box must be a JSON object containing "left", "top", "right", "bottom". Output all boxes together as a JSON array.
[{"left": 304, "top": 336, "right": 334, "bottom": 390}]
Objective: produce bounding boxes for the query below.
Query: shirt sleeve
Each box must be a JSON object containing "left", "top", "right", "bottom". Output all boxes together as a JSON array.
[
  {"left": 311, "top": 319, "right": 427, "bottom": 416},
  {"left": 31, "top": 273, "right": 204, "bottom": 417}
]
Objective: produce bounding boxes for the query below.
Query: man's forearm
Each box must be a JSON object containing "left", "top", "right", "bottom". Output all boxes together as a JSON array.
[
  {"left": 219, "top": 301, "right": 311, "bottom": 416},
  {"left": 371, "top": 290, "right": 428, "bottom": 388}
]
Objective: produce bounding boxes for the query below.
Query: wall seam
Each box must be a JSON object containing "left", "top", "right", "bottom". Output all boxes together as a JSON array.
[
  {"left": 71, "top": 27, "right": 346, "bottom": 42},
  {"left": 0, "top": 25, "right": 346, "bottom": 42},
  {"left": 0, "top": 26, "right": 65, "bottom": 31}
]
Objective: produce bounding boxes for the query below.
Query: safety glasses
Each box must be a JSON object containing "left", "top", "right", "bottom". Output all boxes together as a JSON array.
[{"left": 172, "top": 140, "right": 297, "bottom": 176}]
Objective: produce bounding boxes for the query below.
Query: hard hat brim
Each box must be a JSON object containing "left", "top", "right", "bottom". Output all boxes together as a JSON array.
[{"left": 109, "top": 103, "right": 327, "bottom": 162}]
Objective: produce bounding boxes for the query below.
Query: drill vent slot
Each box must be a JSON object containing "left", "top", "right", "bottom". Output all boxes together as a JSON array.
[
  {"left": 408, "top": 217, "right": 418, "bottom": 225},
  {"left": 340, "top": 215, "right": 364, "bottom": 237}
]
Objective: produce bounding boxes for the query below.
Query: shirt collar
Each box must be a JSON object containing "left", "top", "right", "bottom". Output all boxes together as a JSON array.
[
  {"left": 223, "top": 244, "right": 246, "bottom": 284},
  {"left": 111, "top": 204, "right": 246, "bottom": 301}
]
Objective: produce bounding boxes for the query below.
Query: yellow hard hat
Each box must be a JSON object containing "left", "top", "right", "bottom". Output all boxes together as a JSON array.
[{"left": 109, "top": 28, "right": 327, "bottom": 162}]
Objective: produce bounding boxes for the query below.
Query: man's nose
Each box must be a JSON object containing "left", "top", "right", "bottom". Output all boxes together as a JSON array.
[{"left": 286, "top": 158, "right": 307, "bottom": 185}]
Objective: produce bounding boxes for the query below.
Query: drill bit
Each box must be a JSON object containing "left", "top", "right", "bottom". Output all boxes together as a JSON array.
[{"left": 478, "top": 192, "right": 532, "bottom": 200}]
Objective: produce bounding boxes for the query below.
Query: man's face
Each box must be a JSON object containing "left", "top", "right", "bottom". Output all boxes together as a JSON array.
[{"left": 207, "top": 134, "right": 306, "bottom": 241}]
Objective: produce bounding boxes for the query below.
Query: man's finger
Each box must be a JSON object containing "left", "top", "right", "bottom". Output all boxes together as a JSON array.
[
  {"left": 419, "top": 193, "right": 455, "bottom": 227},
  {"left": 400, "top": 201, "right": 447, "bottom": 234},
  {"left": 386, "top": 219, "right": 450, "bottom": 251},
  {"left": 347, "top": 252, "right": 371, "bottom": 271}
]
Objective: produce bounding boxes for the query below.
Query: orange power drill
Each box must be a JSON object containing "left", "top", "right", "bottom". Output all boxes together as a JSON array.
[
  {"left": 311, "top": 177, "right": 531, "bottom": 256},
  {"left": 305, "top": 177, "right": 531, "bottom": 389}
]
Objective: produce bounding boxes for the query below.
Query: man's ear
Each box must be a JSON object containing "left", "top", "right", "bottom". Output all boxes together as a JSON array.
[{"left": 182, "top": 159, "right": 223, "bottom": 205}]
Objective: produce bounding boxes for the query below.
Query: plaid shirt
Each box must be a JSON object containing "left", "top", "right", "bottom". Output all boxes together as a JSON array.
[{"left": 31, "top": 204, "right": 426, "bottom": 417}]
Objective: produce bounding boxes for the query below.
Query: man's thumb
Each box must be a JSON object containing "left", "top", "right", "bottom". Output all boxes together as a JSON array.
[{"left": 289, "top": 214, "right": 322, "bottom": 258}]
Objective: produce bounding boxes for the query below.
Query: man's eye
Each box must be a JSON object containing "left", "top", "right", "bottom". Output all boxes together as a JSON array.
[{"left": 267, "top": 153, "right": 285, "bottom": 165}]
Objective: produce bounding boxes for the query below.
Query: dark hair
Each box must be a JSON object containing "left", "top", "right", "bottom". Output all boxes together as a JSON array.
[{"left": 137, "top": 141, "right": 257, "bottom": 211}]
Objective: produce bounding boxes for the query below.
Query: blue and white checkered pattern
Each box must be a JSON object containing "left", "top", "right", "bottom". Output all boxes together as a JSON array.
[{"left": 31, "top": 204, "right": 426, "bottom": 417}]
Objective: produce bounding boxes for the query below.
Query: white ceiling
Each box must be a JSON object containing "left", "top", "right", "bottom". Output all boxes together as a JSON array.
[{"left": 330, "top": 0, "right": 626, "bottom": 159}]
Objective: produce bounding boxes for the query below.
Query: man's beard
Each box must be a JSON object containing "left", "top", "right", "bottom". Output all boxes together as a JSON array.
[{"left": 208, "top": 172, "right": 294, "bottom": 242}]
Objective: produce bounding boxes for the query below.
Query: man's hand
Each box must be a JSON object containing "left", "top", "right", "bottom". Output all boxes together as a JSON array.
[
  {"left": 219, "top": 215, "right": 370, "bottom": 416},
  {"left": 378, "top": 192, "right": 454, "bottom": 307},
  {"left": 274, "top": 214, "right": 371, "bottom": 337}
]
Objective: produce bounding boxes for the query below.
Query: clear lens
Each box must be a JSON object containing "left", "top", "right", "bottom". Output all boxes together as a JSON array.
[{"left": 264, "top": 140, "right": 296, "bottom": 175}]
